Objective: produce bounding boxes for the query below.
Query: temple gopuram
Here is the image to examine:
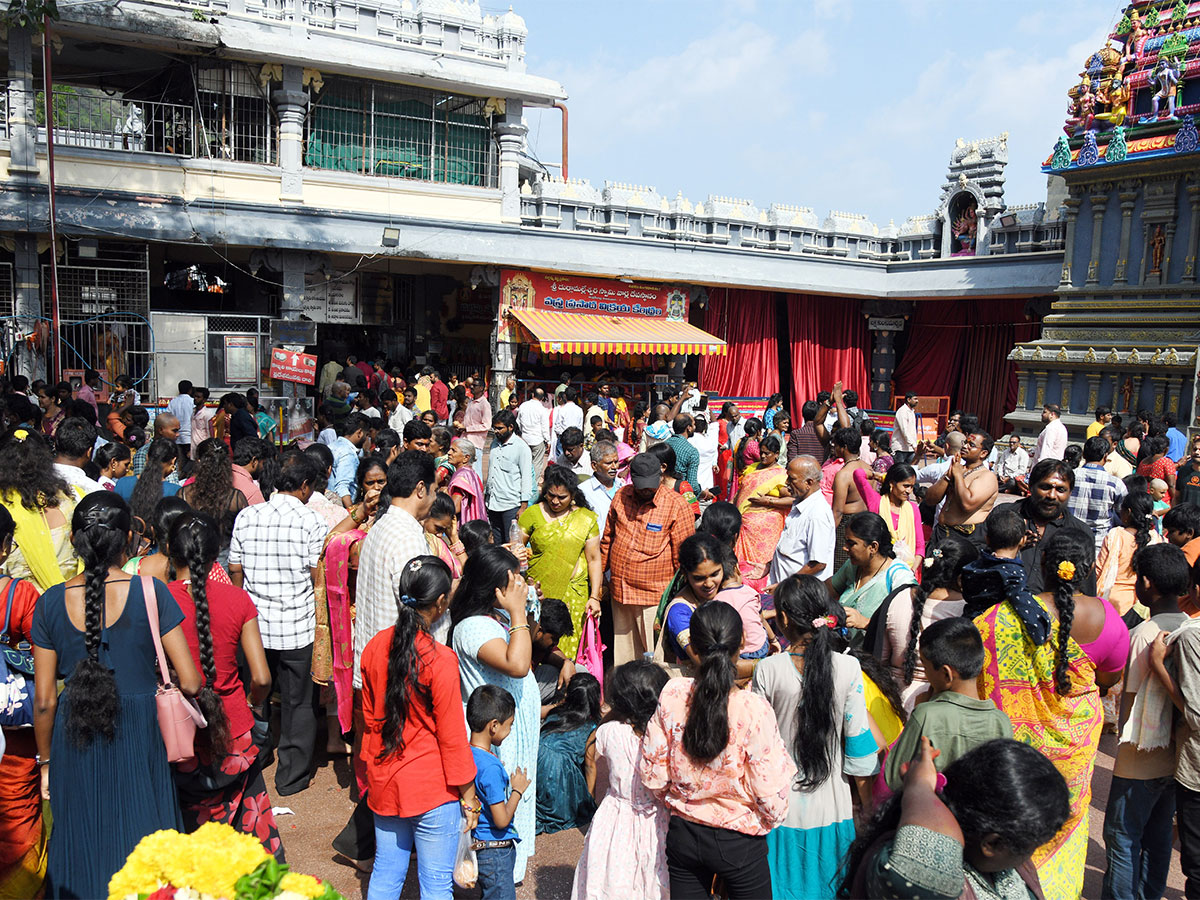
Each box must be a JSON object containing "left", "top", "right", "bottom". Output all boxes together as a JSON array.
[{"left": 1008, "top": 0, "right": 1200, "bottom": 437}]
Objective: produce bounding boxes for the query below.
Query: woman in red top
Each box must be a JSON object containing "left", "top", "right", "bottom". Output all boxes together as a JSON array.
[
  {"left": 0, "top": 506, "right": 46, "bottom": 897},
  {"left": 166, "top": 512, "right": 282, "bottom": 859},
  {"left": 1137, "top": 434, "right": 1178, "bottom": 500},
  {"left": 361, "top": 555, "right": 479, "bottom": 900}
]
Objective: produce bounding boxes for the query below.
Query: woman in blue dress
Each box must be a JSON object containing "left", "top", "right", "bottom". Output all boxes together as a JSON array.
[
  {"left": 450, "top": 546, "right": 540, "bottom": 884},
  {"left": 32, "top": 492, "right": 201, "bottom": 899}
]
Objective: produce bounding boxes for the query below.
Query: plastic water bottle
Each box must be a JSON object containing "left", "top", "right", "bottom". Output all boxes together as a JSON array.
[{"left": 509, "top": 519, "right": 527, "bottom": 572}]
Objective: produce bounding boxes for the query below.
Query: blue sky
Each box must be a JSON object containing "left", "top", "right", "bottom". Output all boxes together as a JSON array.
[{"left": 509, "top": 0, "right": 1115, "bottom": 225}]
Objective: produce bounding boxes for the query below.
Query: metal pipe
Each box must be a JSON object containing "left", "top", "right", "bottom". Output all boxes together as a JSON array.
[
  {"left": 553, "top": 101, "right": 568, "bottom": 179},
  {"left": 42, "top": 16, "right": 61, "bottom": 382}
]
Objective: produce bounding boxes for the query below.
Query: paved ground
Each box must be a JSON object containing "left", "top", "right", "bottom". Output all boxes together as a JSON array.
[{"left": 266, "top": 732, "right": 1186, "bottom": 899}]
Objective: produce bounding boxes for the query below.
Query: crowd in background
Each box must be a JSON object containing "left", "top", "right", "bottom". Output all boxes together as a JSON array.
[{"left": 0, "top": 359, "right": 1198, "bottom": 899}]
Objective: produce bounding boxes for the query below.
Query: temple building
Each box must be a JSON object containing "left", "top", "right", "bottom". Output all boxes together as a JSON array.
[{"left": 1008, "top": 0, "right": 1200, "bottom": 438}]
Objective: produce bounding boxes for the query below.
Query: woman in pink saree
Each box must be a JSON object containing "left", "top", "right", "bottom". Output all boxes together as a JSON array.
[
  {"left": 445, "top": 438, "right": 486, "bottom": 524},
  {"left": 732, "top": 434, "right": 789, "bottom": 592}
]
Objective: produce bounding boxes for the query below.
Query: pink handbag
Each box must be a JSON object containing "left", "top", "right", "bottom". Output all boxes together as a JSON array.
[
  {"left": 142, "top": 576, "right": 207, "bottom": 763},
  {"left": 574, "top": 613, "right": 606, "bottom": 697}
]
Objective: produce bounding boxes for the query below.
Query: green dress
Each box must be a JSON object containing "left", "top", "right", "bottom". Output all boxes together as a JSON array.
[{"left": 518, "top": 504, "right": 598, "bottom": 658}]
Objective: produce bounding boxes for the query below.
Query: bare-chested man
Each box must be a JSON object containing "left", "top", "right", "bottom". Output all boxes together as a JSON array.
[{"left": 922, "top": 428, "right": 998, "bottom": 550}]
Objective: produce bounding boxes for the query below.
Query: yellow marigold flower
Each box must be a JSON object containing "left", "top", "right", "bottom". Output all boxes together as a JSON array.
[
  {"left": 1056, "top": 560, "right": 1076, "bottom": 582},
  {"left": 280, "top": 872, "right": 326, "bottom": 898}
]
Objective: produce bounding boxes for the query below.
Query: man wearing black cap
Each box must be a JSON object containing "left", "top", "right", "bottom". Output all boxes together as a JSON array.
[{"left": 601, "top": 452, "right": 696, "bottom": 665}]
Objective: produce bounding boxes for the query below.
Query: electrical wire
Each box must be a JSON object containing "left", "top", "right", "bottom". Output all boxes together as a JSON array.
[{"left": 0, "top": 311, "right": 156, "bottom": 390}]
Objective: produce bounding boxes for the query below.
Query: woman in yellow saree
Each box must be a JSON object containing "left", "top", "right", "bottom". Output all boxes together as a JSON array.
[
  {"left": 974, "top": 529, "right": 1128, "bottom": 900},
  {"left": 732, "top": 433, "right": 789, "bottom": 592},
  {"left": 517, "top": 464, "right": 601, "bottom": 658}
]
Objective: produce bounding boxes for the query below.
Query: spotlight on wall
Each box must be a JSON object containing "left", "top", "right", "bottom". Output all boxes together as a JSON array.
[
  {"left": 381, "top": 227, "right": 401, "bottom": 247},
  {"left": 999, "top": 214, "right": 1017, "bottom": 228},
  {"left": 78, "top": 238, "right": 98, "bottom": 258}
]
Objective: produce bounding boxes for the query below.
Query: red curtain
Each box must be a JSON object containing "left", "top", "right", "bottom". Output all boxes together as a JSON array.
[
  {"left": 893, "top": 299, "right": 1040, "bottom": 436},
  {"left": 699, "top": 289, "right": 779, "bottom": 399},
  {"left": 785, "top": 295, "right": 871, "bottom": 415}
]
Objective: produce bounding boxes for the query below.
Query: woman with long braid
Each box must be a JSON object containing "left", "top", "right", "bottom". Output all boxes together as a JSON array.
[
  {"left": 31, "top": 492, "right": 200, "bottom": 899},
  {"left": 975, "top": 528, "right": 1129, "bottom": 899},
  {"left": 166, "top": 513, "right": 282, "bottom": 859}
]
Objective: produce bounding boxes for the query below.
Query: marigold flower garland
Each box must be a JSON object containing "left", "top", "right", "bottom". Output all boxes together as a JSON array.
[{"left": 109, "top": 822, "right": 343, "bottom": 900}]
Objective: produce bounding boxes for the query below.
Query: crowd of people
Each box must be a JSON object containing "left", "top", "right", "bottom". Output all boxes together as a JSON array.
[{"left": 0, "top": 360, "right": 1198, "bottom": 900}]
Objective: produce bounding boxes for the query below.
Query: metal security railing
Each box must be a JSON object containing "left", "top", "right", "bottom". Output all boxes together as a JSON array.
[
  {"left": 305, "top": 78, "right": 498, "bottom": 187},
  {"left": 37, "top": 87, "right": 195, "bottom": 155}
]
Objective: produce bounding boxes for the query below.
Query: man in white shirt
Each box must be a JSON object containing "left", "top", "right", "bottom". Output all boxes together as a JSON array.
[
  {"left": 1029, "top": 403, "right": 1068, "bottom": 471},
  {"left": 766, "top": 456, "right": 836, "bottom": 588},
  {"left": 553, "top": 386, "right": 584, "bottom": 457},
  {"left": 517, "top": 387, "right": 552, "bottom": 477},
  {"left": 893, "top": 392, "right": 919, "bottom": 464},
  {"left": 579, "top": 440, "right": 626, "bottom": 532},
  {"left": 995, "top": 434, "right": 1030, "bottom": 493},
  {"left": 53, "top": 418, "right": 105, "bottom": 495},
  {"left": 688, "top": 414, "right": 719, "bottom": 492},
  {"left": 166, "top": 379, "right": 195, "bottom": 463},
  {"left": 388, "top": 386, "right": 418, "bottom": 433}
]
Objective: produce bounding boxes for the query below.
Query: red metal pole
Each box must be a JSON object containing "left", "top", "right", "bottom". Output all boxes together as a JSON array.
[{"left": 42, "top": 15, "right": 61, "bottom": 382}]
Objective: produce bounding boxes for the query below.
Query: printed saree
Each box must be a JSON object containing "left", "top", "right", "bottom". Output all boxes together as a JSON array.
[
  {"left": 733, "top": 463, "right": 788, "bottom": 590},
  {"left": 520, "top": 505, "right": 598, "bottom": 658},
  {"left": 974, "top": 598, "right": 1102, "bottom": 900}
]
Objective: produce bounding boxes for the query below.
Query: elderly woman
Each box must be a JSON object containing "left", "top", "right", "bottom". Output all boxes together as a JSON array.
[
  {"left": 517, "top": 464, "right": 601, "bottom": 658},
  {"left": 446, "top": 437, "right": 486, "bottom": 525}
]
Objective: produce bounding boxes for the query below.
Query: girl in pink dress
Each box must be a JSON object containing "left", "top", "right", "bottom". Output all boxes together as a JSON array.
[{"left": 572, "top": 660, "right": 671, "bottom": 900}]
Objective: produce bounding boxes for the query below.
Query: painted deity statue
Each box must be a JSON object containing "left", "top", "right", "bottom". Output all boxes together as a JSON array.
[
  {"left": 1096, "top": 77, "right": 1131, "bottom": 127},
  {"left": 1118, "top": 10, "right": 1150, "bottom": 79},
  {"left": 1143, "top": 56, "right": 1183, "bottom": 123},
  {"left": 1066, "top": 79, "right": 1097, "bottom": 135}
]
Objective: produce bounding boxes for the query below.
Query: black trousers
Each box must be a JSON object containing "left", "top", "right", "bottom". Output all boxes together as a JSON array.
[
  {"left": 929, "top": 521, "right": 988, "bottom": 552},
  {"left": 665, "top": 815, "right": 772, "bottom": 899},
  {"left": 1179, "top": 781, "right": 1200, "bottom": 898},
  {"left": 892, "top": 450, "right": 915, "bottom": 465},
  {"left": 488, "top": 506, "right": 521, "bottom": 546},
  {"left": 262, "top": 644, "right": 319, "bottom": 796}
]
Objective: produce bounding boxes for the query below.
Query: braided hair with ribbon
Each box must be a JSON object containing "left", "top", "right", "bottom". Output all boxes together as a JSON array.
[{"left": 379, "top": 554, "right": 452, "bottom": 762}]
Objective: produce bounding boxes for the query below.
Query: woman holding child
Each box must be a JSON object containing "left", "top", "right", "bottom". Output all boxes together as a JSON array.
[{"left": 973, "top": 527, "right": 1129, "bottom": 899}]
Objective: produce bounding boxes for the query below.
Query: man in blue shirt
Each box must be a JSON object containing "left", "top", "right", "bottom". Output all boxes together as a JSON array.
[
  {"left": 1066, "top": 436, "right": 1128, "bottom": 556},
  {"left": 1165, "top": 413, "right": 1189, "bottom": 463},
  {"left": 330, "top": 412, "right": 368, "bottom": 507}
]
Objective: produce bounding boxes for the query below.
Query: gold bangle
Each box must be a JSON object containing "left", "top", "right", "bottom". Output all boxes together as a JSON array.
[
  {"left": 350, "top": 506, "right": 361, "bottom": 524},
  {"left": 509, "top": 624, "right": 530, "bottom": 633}
]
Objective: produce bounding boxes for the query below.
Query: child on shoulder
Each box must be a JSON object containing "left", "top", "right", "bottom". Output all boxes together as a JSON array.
[
  {"left": 572, "top": 660, "right": 671, "bottom": 900},
  {"left": 884, "top": 617, "right": 1012, "bottom": 790},
  {"left": 1102, "top": 542, "right": 1192, "bottom": 900},
  {"left": 467, "top": 685, "right": 530, "bottom": 900},
  {"left": 961, "top": 505, "right": 1052, "bottom": 645}
]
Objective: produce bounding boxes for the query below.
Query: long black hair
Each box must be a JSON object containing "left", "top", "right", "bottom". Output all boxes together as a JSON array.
[
  {"left": 846, "top": 510, "right": 896, "bottom": 560},
  {"left": 459, "top": 520, "right": 494, "bottom": 556},
  {"left": 65, "top": 492, "right": 127, "bottom": 745},
  {"left": 901, "top": 537, "right": 979, "bottom": 684},
  {"left": 1121, "top": 491, "right": 1155, "bottom": 567},
  {"left": 129, "top": 438, "right": 176, "bottom": 528},
  {"left": 449, "top": 545, "right": 520, "bottom": 639},
  {"left": 775, "top": 575, "right": 841, "bottom": 790},
  {"left": 681, "top": 601, "right": 742, "bottom": 763},
  {"left": 538, "top": 463, "right": 592, "bottom": 510},
  {"left": 838, "top": 739, "right": 1070, "bottom": 897},
  {"left": 150, "top": 496, "right": 191, "bottom": 578},
  {"left": 379, "top": 555, "right": 452, "bottom": 761},
  {"left": 0, "top": 428, "right": 69, "bottom": 510},
  {"left": 1040, "top": 529, "right": 1094, "bottom": 695},
  {"left": 168, "top": 512, "right": 230, "bottom": 756},
  {"left": 542, "top": 671, "right": 602, "bottom": 735},
  {"left": 697, "top": 501, "right": 742, "bottom": 547},
  {"left": 735, "top": 417, "right": 764, "bottom": 470},
  {"left": 605, "top": 660, "right": 670, "bottom": 735}
]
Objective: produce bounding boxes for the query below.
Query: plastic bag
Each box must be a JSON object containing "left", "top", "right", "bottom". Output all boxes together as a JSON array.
[
  {"left": 452, "top": 824, "right": 478, "bottom": 889},
  {"left": 575, "top": 613, "right": 606, "bottom": 694}
]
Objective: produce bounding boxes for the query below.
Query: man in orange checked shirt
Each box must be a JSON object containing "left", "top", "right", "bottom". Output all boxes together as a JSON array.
[{"left": 601, "top": 452, "right": 696, "bottom": 665}]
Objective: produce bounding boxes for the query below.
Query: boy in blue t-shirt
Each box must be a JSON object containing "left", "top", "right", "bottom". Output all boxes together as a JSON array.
[{"left": 467, "top": 684, "right": 530, "bottom": 900}]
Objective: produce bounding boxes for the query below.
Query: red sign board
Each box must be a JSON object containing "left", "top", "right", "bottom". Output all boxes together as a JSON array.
[
  {"left": 500, "top": 269, "right": 688, "bottom": 321},
  {"left": 269, "top": 349, "right": 317, "bottom": 385}
]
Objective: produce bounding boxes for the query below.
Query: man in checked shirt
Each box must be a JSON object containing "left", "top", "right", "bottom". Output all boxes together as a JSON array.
[{"left": 229, "top": 450, "right": 328, "bottom": 796}]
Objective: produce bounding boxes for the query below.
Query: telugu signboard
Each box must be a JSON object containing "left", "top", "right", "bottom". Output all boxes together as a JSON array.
[
  {"left": 303, "top": 276, "right": 358, "bottom": 324},
  {"left": 268, "top": 348, "right": 318, "bottom": 385},
  {"left": 868, "top": 317, "right": 906, "bottom": 332},
  {"left": 500, "top": 270, "right": 688, "bottom": 321}
]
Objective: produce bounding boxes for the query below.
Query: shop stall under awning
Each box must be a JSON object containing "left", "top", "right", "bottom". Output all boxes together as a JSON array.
[{"left": 508, "top": 308, "right": 727, "bottom": 356}]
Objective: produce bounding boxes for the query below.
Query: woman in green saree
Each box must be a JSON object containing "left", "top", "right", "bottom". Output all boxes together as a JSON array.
[{"left": 517, "top": 463, "right": 602, "bottom": 658}]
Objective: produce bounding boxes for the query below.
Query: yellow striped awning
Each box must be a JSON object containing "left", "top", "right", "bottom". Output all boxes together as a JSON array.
[{"left": 509, "top": 308, "right": 727, "bottom": 356}]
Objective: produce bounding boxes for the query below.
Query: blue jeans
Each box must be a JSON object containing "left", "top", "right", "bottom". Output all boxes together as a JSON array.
[
  {"left": 367, "top": 800, "right": 461, "bottom": 900},
  {"left": 476, "top": 845, "right": 517, "bottom": 900},
  {"left": 1102, "top": 775, "right": 1177, "bottom": 900}
]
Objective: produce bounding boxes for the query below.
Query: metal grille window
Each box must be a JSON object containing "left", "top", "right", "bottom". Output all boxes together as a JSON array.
[
  {"left": 305, "top": 77, "right": 497, "bottom": 187},
  {"left": 195, "top": 65, "right": 276, "bottom": 164},
  {"left": 0, "top": 81, "right": 8, "bottom": 141},
  {"left": 44, "top": 245, "right": 151, "bottom": 389},
  {"left": 34, "top": 84, "right": 194, "bottom": 155},
  {"left": 0, "top": 264, "right": 13, "bottom": 318}
]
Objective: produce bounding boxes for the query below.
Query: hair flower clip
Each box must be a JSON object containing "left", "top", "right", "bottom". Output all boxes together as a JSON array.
[
  {"left": 408, "top": 559, "right": 423, "bottom": 572},
  {"left": 923, "top": 547, "right": 943, "bottom": 569},
  {"left": 812, "top": 615, "right": 837, "bottom": 630},
  {"left": 1056, "top": 560, "right": 1076, "bottom": 582}
]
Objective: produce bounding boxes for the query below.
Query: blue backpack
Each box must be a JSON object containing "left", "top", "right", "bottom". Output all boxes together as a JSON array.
[{"left": 0, "top": 578, "right": 34, "bottom": 728}]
